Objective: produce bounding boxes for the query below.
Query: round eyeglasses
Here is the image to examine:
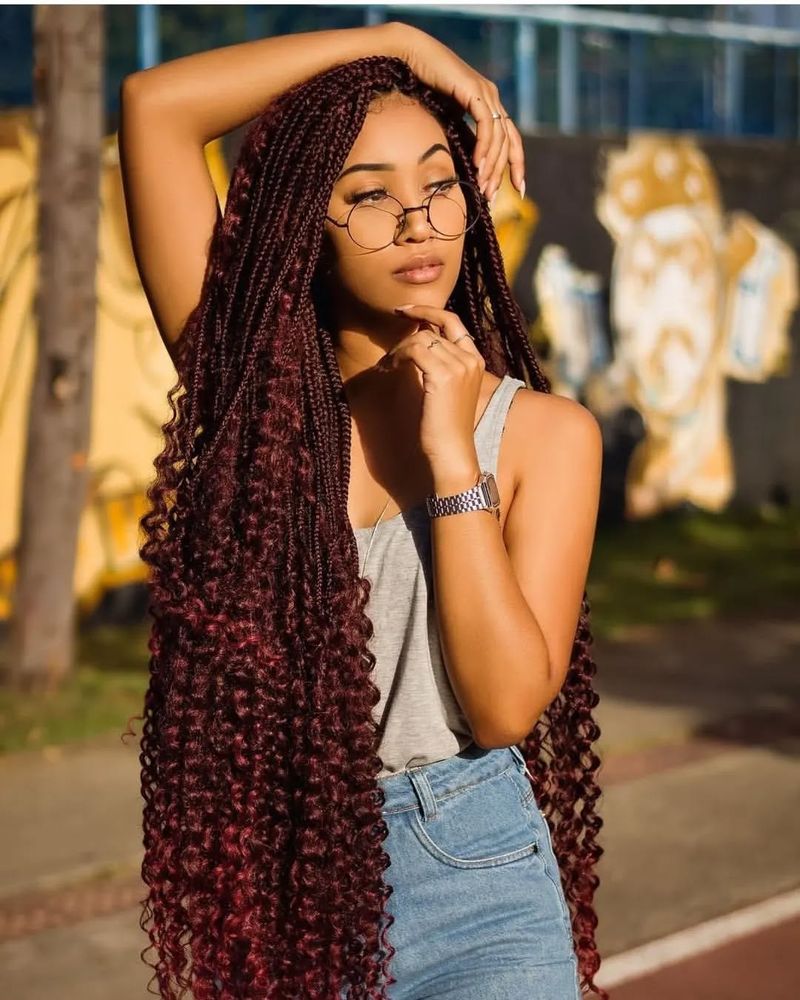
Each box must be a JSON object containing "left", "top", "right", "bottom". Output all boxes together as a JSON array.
[{"left": 325, "top": 179, "right": 482, "bottom": 251}]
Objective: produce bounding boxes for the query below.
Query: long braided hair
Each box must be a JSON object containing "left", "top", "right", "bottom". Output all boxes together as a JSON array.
[{"left": 132, "top": 54, "right": 607, "bottom": 999}]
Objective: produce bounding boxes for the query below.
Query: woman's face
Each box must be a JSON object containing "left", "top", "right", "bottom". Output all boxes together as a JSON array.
[{"left": 323, "top": 93, "right": 466, "bottom": 320}]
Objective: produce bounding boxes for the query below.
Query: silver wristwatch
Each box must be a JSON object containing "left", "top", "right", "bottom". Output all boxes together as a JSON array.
[{"left": 425, "top": 471, "right": 501, "bottom": 521}]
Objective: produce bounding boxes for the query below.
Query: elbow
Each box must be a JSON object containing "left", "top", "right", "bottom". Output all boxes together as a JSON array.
[
  {"left": 120, "top": 69, "right": 164, "bottom": 114},
  {"left": 120, "top": 71, "right": 146, "bottom": 106},
  {"left": 473, "top": 729, "right": 521, "bottom": 751},
  {"left": 470, "top": 648, "right": 560, "bottom": 750},
  {"left": 472, "top": 714, "right": 539, "bottom": 750},
  {"left": 119, "top": 73, "right": 152, "bottom": 126},
  {"left": 472, "top": 691, "right": 558, "bottom": 749}
]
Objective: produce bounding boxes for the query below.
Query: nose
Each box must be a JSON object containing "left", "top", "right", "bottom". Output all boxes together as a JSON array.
[{"left": 396, "top": 205, "right": 435, "bottom": 243}]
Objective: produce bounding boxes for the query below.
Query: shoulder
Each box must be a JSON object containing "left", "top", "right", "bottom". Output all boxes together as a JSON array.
[
  {"left": 505, "top": 384, "right": 603, "bottom": 492},
  {"left": 507, "top": 382, "right": 601, "bottom": 438}
]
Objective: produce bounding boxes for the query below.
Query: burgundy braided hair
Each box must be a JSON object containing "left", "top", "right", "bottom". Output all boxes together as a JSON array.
[{"left": 129, "top": 54, "right": 607, "bottom": 999}]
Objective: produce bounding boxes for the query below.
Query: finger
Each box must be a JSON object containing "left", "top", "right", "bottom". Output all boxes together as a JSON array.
[
  {"left": 452, "top": 332, "right": 484, "bottom": 362},
  {"left": 503, "top": 117, "right": 527, "bottom": 196},
  {"left": 432, "top": 322, "right": 483, "bottom": 361},
  {"left": 416, "top": 331, "right": 473, "bottom": 369},
  {"left": 474, "top": 117, "right": 503, "bottom": 197},
  {"left": 383, "top": 337, "right": 459, "bottom": 379},
  {"left": 467, "top": 92, "right": 489, "bottom": 177},
  {"left": 482, "top": 120, "right": 506, "bottom": 199},
  {"left": 396, "top": 307, "right": 483, "bottom": 364},
  {"left": 486, "top": 125, "right": 511, "bottom": 203},
  {"left": 481, "top": 94, "right": 511, "bottom": 200},
  {"left": 468, "top": 90, "right": 499, "bottom": 189},
  {"left": 476, "top": 85, "right": 505, "bottom": 193},
  {"left": 394, "top": 304, "right": 464, "bottom": 341}
]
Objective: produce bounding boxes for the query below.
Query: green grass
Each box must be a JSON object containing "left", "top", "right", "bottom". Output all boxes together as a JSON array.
[
  {"left": 1, "top": 503, "right": 799, "bottom": 753},
  {"left": 586, "top": 502, "right": 800, "bottom": 639},
  {"left": 0, "top": 623, "right": 151, "bottom": 755}
]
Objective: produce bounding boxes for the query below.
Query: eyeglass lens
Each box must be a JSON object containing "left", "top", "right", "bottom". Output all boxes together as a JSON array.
[{"left": 346, "top": 181, "right": 480, "bottom": 250}]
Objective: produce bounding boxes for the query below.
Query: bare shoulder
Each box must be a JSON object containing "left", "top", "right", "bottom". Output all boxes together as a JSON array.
[{"left": 505, "top": 385, "right": 603, "bottom": 492}]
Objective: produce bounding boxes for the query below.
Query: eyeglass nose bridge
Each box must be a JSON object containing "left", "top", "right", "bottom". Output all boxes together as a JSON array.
[{"left": 392, "top": 200, "right": 435, "bottom": 239}]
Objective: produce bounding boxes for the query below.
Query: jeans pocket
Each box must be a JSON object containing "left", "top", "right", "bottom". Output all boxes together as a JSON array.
[
  {"left": 504, "top": 747, "right": 572, "bottom": 934},
  {"left": 410, "top": 767, "right": 541, "bottom": 869},
  {"left": 506, "top": 759, "right": 574, "bottom": 936}
]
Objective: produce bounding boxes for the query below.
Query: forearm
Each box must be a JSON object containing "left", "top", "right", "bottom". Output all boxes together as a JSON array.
[
  {"left": 122, "top": 21, "right": 405, "bottom": 144},
  {"left": 430, "top": 462, "right": 553, "bottom": 748}
]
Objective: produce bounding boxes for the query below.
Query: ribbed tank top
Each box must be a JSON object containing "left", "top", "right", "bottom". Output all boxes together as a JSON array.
[{"left": 353, "top": 374, "right": 528, "bottom": 779}]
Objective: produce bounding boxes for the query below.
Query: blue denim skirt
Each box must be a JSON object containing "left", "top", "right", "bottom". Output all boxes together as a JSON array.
[{"left": 369, "top": 743, "right": 581, "bottom": 999}]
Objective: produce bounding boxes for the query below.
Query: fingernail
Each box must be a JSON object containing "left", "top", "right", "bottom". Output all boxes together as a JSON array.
[
  {"left": 478, "top": 156, "right": 486, "bottom": 179},
  {"left": 394, "top": 304, "right": 413, "bottom": 313},
  {"left": 520, "top": 180, "right": 526, "bottom": 200}
]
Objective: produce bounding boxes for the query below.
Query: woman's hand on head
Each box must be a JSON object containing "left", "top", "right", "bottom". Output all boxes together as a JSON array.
[{"left": 388, "top": 21, "right": 526, "bottom": 203}]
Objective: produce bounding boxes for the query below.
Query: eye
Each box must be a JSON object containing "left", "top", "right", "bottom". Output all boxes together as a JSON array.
[
  {"left": 348, "top": 187, "right": 390, "bottom": 205},
  {"left": 430, "top": 176, "right": 460, "bottom": 193},
  {"left": 347, "top": 176, "right": 461, "bottom": 205}
]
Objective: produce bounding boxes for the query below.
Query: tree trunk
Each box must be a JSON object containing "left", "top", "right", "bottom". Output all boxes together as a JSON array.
[{"left": 4, "top": 6, "right": 104, "bottom": 691}]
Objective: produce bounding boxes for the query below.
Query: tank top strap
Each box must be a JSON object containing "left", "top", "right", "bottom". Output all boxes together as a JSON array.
[{"left": 474, "top": 375, "right": 527, "bottom": 477}]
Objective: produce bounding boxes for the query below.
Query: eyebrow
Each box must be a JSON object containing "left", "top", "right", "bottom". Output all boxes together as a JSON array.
[{"left": 336, "top": 142, "right": 453, "bottom": 183}]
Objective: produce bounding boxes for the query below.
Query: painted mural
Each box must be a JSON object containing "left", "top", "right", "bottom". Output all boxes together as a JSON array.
[
  {"left": 533, "top": 244, "right": 609, "bottom": 400},
  {"left": 533, "top": 133, "right": 797, "bottom": 519},
  {"left": 488, "top": 172, "right": 539, "bottom": 287}
]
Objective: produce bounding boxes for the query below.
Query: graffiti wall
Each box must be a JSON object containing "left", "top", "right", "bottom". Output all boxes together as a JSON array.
[{"left": 509, "top": 131, "right": 799, "bottom": 521}]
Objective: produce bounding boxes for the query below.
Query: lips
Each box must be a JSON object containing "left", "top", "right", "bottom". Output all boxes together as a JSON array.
[{"left": 393, "top": 254, "right": 444, "bottom": 274}]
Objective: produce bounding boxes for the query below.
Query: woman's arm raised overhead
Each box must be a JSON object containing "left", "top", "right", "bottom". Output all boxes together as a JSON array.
[{"left": 117, "top": 21, "right": 405, "bottom": 363}]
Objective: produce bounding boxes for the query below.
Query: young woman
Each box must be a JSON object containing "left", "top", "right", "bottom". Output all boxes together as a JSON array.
[{"left": 119, "top": 20, "right": 606, "bottom": 1000}]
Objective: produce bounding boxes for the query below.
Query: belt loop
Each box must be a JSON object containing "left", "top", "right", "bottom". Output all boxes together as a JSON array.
[
  {"left": 508, "top": 743, "right": 535, "bottom": 780},
  {"left": 407, "top": 766, "right": 438, "bottom": 822}
]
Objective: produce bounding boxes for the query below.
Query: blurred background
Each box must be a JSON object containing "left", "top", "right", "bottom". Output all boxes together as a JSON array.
[{"left": 0, "top": 4, "right": 798, "bottom": 998}]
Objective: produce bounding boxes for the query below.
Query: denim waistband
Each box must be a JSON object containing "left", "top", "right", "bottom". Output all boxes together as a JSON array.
[{"left": 376, "top": 743, "right": 531, "bottom": 816}]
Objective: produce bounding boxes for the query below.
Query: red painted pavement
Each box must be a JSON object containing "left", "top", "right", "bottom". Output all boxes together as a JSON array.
[{"left": 607, "top": 913, "right": 799, "bottom": 1000}]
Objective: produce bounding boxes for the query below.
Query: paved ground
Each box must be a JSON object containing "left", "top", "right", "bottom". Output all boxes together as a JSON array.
[
  {"left": 609, "top": 911, "right": 800, "bottom": 1000},
  {"left": 1, "top": 610, "right": 798, "bottom": 998}
]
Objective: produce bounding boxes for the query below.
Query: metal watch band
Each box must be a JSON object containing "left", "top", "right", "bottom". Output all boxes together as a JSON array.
[{"left": 425, "top": 472, "right": 501, "bottom": 521}]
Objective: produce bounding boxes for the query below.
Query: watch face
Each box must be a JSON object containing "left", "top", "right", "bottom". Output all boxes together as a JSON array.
[{"left": 482, "top": 472, "right": 500, "bottom": 506}]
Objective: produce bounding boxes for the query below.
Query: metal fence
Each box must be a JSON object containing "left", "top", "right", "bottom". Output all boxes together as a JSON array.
[
  {"left": 364, "top": 4, "right": 800, "bottom": 139},
  {"left": 1, "top": 4, "right": 798, "bottom": 139}
]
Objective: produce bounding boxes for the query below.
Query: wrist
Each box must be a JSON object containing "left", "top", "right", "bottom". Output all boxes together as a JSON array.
[
  {"left": 431, "top": 461, "right": 481, "bottom": 497},
  {"left": 377, "top": 20, "right": 413, "bottom": 59}
]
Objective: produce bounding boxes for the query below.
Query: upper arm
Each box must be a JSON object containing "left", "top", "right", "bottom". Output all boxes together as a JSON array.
[
  {"left": 503, "top": 390, "right": 603, "bottom": 696},
  {"left": 117, "top": 73, "right": 221, "bottom": 365}
]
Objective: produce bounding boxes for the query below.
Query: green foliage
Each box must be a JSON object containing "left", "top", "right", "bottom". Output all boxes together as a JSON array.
[
  {"left": 0, "top": 624, "right": 149, "bottom": 755},
  {"left": 588, "top": 503, "right": 800, "bottom": 638}
]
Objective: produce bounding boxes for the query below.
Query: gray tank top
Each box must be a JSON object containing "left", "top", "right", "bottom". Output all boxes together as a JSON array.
[{"left": 353, "top": 374, "right": 528, "bottom": 778}]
